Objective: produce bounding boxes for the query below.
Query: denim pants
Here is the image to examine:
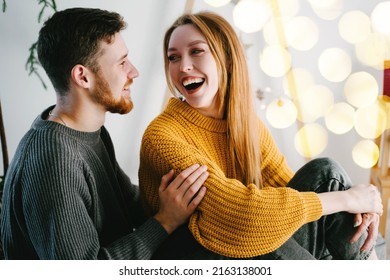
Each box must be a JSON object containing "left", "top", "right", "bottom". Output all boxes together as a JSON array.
[
  {"left": 153, "top": 158, "right": 386, "bottom": 260},
  {"left": 258, "top": 157, "right": 386, "bottom": 260}
]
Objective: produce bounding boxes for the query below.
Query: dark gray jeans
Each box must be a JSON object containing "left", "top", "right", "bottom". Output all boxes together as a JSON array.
[
  {"left": 153, "top": 158, "right": 386, "bottom": 260},
  {"left": 259, "top": 157, "right": 386, "bottom": 260}
]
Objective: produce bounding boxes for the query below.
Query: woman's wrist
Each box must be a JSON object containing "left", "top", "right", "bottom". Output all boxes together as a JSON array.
[{"left": 318, "top": 191, "right": 348, "bottom": 215}]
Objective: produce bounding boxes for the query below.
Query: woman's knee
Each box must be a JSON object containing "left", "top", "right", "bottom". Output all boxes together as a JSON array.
[
  {"left": 303, "top": 158, "right": 342, "bottom": 174},
  {"left": 287, "top": 157, "right": 352, "bottom": 192}
]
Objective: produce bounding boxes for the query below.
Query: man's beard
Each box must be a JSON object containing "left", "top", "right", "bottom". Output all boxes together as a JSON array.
[{"left": 92, "top": 71, "right": 133, "bottom": 114}]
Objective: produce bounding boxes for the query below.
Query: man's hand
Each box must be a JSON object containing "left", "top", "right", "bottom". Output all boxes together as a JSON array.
[{"left": 154, "top": 164, "right": 208, "bottom": 234}]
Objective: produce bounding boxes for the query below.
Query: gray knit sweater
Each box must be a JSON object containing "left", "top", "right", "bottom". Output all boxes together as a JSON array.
[{"left": 0, "top": 106, "right": 168, "bottom": 259}]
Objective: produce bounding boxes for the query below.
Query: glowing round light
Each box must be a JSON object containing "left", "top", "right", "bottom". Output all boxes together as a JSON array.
[
  {"left": 352, "top": 140, "right": 379, "bottom": 169},
  {"left": 294, "top": 123, "right": 328, "bottom": 158},
  {"left": 307, "top": 0, "right": 339, "bottom": 8},
  {"left": 285, "top": 17, "right": 319, "bottom": 51},
  {"left": 378, "top": 95, "right": 390, "bottom": 129},
  {"left": 344, "top": 72, "right": 379, "bottom": 108},
  {"left": 276, "top": 0, "right": 300, "bottom": 19},
  {"left": 295, "top": 85, "right": 334, "bottom": 123},
  {"left": 355, "top": 33, "right": 390, "bottom": 70},
  {"left": 308, "top": 0, "right": 343, "bottom": 21},
  {"left": 318, "top": 48, "right": 352, "bottom": 82},
  {"left": 338, "top": 11, "right": 371, "bottom": 44},
  {"left": 263, "top": 19, "right": 285, "bottom": 46},
  {"left": 325, "top": 102, "right": 355, "bottom": 135},
  {"left": 354, "top": 101, "right": 388, "bottom": 139},
  {"left": 260, "top": 45, "right": 292, "bottom": 77},
  {"left": 371, "top": 1, "right": 390, "bottom": 36},
  {"left": 233, "top": 0, "right": 271, "bottom": 33},
  {"left": 203, "top": 0, "right": 231, "bottom": 7},
  {"left": 265, "top": 98, "right": 297, "bottom": 129},
  {"left": 263, "top": 0, "right": 300, "bottom": 47},
  {"left": 283, "top": 68, "right": 315, "bottom": 100}
]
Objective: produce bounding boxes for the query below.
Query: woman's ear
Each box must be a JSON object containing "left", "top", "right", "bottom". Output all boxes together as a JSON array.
[{"left": 70, "top": 64, "right": 91, "bottom": 89}]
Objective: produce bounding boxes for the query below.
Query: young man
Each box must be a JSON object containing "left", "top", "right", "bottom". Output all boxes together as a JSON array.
[{"left": 0, "top": 7, "right": 208, "bottom": 260}]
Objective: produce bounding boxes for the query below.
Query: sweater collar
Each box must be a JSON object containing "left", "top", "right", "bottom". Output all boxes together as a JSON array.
[
  {"left": 166, "top": 98, "right": 227, "bottom": 133},
  {"left": 32, "top": 105, "right": 102, "bottom": 145}
]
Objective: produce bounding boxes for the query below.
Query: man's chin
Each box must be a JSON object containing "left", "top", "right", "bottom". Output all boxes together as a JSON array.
[
  {"left": 121, "top": 103, "right": 134, "bottom": 114},
  {"left": 109, "top": 101, "right": 133, "bottom": 114}
]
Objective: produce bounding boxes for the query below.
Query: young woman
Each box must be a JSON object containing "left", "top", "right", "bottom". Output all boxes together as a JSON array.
[{"left": 138, "top": 11, "right": 384, "bottom": 260}]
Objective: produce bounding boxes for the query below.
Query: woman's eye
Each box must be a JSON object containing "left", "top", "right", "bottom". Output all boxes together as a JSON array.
[
  {"left": 168, "top": 55, "right": 178, "bottom": 62},
  {"left": 192, "top": 49, "right": 204, "bottom": 55}
]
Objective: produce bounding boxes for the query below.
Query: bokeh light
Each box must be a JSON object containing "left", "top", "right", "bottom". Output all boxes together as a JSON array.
[
  {"left": 263, "top": 18, "right": 287, "bottom": 47},
  {"left": 378, "top": 95, "right": 390, "bottom": 129},
  {"left": 285, "top": 16, "right": 319, "bottom": 51},
  {"left": 294, "top": 123, "right": 328, "bottom": 158},
  {"left": 308, "top": 0, "right": 343, "bottom": 20},
  {"left": 344, "top": 71, "right": 379, "bottom": 108},
  {"left": 265, "top": 98, "right": 297, "bottom": 129},
  {"left": 295, "top": 85, "right": 334, "bottom": 123},
  {"left": 352, "top": 140, "right": 379, "bottom": 168},
  {"left": 307, "top": 0, "right": 340, "bottom": 8},
  {"left": 318, "top": 48, "right": 352, "bottom": 82},
  {"left": 338, "top": 10, "right": 371, "bottom": 44},
  {"left": 233, "top": 0, "right": 271, "bottom": 33},
  {"left": 275, "top": 0, "right": 300, "bottom": 20},
  {"left": 355, "top": 33, "right": 390, "bottom": 70},
  {"left": 260, "top": 45, "right": 292, "bottom": 77},
  {"left": 371, "top": 1, "right": 390, "bottom": 36},
  {"left": 283, "top": 68, "right": 315, "bottom": 100},
  {"left": 325, "top": 102, "right": 355, "bottom": 135},
  {"left": 203, "top": 0, "right": 231, "bottom": 7},
  {"left": 354, "top": 100, "right": 388, "bottom": 139}
]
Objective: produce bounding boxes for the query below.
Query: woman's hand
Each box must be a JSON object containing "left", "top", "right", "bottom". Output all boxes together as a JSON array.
[
  {"left": 350, "top": 213, "right": 380, "bottom": 252},
  {"left": 319, "top": 184, "right": 382, "bottom": 216},
  {"left": 345, "top": 184, "right": 383, "bottom": 215}
]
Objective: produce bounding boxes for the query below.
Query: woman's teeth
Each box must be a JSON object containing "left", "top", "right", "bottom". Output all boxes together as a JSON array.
[{"left": 183, "top": 78, "right": 204, "bottom": 90}]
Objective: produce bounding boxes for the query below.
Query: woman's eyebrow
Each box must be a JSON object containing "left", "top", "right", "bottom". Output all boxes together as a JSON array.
[{"left": 167, "top": 40, "right": 207, "bottom": 52}]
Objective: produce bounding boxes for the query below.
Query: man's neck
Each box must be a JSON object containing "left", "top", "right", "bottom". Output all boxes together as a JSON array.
[{"left": 50, "top": 96, "right": 106, "bottom": 132}]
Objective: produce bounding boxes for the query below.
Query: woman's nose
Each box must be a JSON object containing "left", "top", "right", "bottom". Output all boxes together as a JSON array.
[{"left": 180, "top": 56, "right": 193, "bottom": 72}]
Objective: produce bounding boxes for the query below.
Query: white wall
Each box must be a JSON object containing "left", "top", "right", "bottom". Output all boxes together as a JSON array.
[{"left": 0, "top": 0, "right": 385, "bottom": 185}]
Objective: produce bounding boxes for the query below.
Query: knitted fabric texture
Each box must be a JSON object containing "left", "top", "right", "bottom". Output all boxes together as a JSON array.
[
  {"left": 139, "top": 98, "right": 323, "bottom": 258},
  {"left": 1, "top": 107, "right": 168, "bottom": 259}
]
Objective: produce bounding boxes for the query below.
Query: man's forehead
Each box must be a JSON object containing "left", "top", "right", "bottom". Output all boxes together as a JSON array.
[{"left": 97, "top": 34, "right": 128, "bottom": 62}]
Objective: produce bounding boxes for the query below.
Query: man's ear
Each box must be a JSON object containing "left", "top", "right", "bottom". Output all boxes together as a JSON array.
[{"left": 71, "top": 64, "right": 92, "bottom": 89}]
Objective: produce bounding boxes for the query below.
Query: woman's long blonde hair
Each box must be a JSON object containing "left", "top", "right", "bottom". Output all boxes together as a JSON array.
[{"left": 163, "top": 11, "right": 262, "bottom": 188}]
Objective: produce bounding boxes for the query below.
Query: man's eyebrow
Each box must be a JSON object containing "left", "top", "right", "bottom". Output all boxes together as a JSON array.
[{"left": 117, "top": 53, "right": 128, "bottom": 62}]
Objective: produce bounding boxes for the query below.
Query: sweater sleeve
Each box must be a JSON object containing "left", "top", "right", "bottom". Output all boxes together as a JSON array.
[
  {"left": 139, "top": 118, "right": 322, "bottom": 258},
  {"left": 258, "top": 119, "right": 296, "bottom": 189},
  {"left": 14, "top": 131, "right": 168, "bottom": 260}
]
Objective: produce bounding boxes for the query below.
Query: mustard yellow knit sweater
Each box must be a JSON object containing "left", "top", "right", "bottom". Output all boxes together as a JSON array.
[{"left": 139, "top": 98, "right": 323, "bottom": 258}]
